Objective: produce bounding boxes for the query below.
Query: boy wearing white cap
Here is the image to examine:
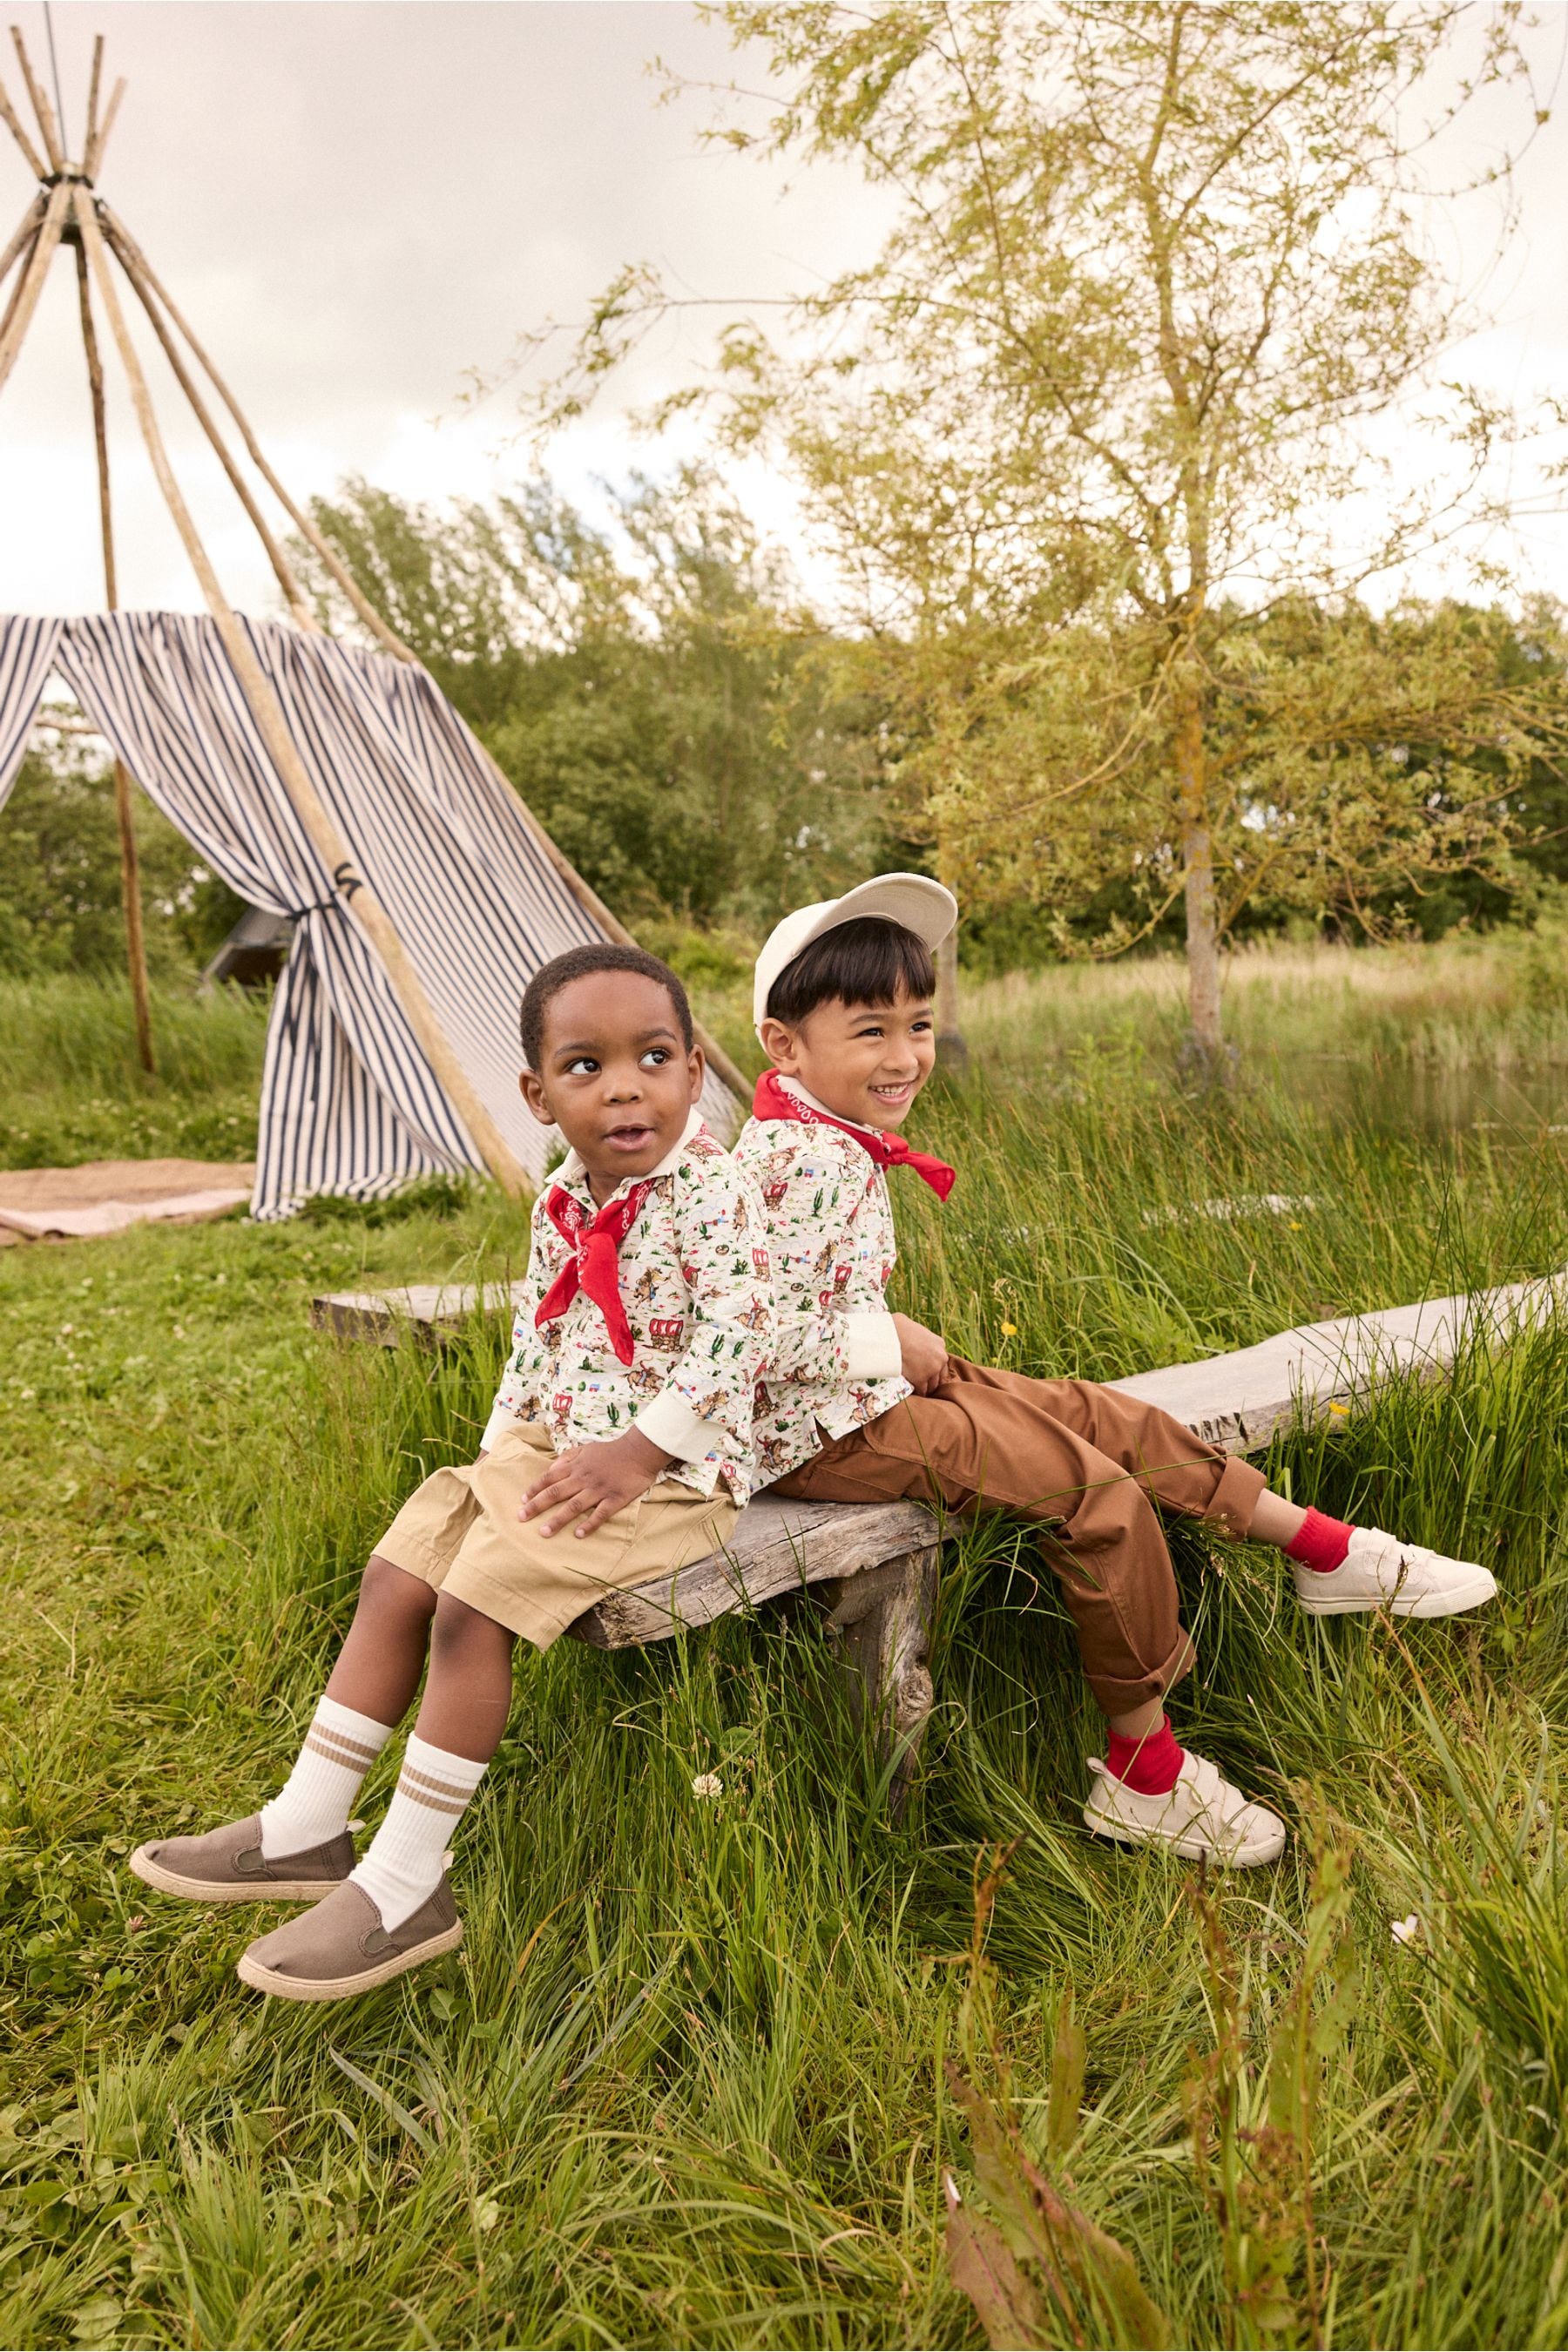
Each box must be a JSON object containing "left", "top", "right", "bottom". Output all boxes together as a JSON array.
[{"left": 737, "top": 875, "right": 1497, "bottom": 1867}]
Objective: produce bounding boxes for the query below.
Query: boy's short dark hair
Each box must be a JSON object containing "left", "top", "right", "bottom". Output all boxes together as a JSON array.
[
  {"left": 520, "top": 943, "right": 694, "bottom": 1071},
  {"left": 767, "top": 916, "right": 936, "bottom": 1025}
]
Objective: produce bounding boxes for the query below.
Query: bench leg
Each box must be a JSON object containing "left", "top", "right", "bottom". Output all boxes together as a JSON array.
[{"left": 821, "top": 1544, "right": 939, "bottom": 1818}]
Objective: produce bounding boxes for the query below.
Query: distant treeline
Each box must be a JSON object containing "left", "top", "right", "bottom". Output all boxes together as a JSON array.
[{"left": 3, "top": 467, "right": 1564, "bottom": 982}]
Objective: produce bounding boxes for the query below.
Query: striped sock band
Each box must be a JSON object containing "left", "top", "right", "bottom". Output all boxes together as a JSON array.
[
  {"left": 350, "top": 1734, "right": 488, "bottom": 1932},
  {"left": 257, "top": 1696, "right": 393, "bottom": 1860}
]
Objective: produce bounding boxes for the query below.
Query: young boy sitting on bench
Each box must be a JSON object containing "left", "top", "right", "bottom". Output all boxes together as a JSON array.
[
  {"left": 131, "top": 945, "right": 771, "bottom": 1998},
  {"left": 737, "top": 875, "right": 1497, "bottom": 1866}
]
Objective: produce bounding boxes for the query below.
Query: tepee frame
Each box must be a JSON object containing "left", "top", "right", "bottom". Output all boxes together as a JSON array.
[{"left": 0, "top": 27, "right": 747, "bottom": 1197}]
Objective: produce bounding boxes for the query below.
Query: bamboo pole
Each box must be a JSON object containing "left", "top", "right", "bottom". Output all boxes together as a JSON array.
[
  {"left": 0, "top": 67, "right": 46, "bottom": 179},
  {"left": 100, "top": 206, "right": 752, "bottom": 1104},
  {"left": 84, "top": 75, "right": 124, "bottom": 179},
  {"left": 75, "top": 237, "right": 156, "bottom": 1076},
  {"left": 0, "top": 176, "right": 70, "bottom": 396},
  {"left": 0, "top": 188, "right": 44, "bottom": 288},
  {"left": 74, "top": 189, "right": 529, "bottom": 1198},
  {"left": 99, "top": 206, "right": 416, "bottom": 659},
  {"left": 8, "top": 27, "right": 63, "bottom": 172},
  {"left": 0, "top": 218, "right": 37, "bottom": 348},
  {"left": 108, "top": 229, "right": 320, "bottom": 630},
  {"left": 84, "top": 32, "right": 103, "bottom": 164}
]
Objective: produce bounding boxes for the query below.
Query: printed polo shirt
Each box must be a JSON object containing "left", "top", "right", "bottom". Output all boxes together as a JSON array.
[
  {"left": 483, "top": 1108, "right": 773, "bottom": 1504},
  {"left": 733, "top": 1085, "right": 912, "bottom": 1483}
]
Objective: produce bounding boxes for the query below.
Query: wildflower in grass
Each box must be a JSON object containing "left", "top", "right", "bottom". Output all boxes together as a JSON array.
[
  {"left": 692, "top": 1772, "right": 723, "bottom": 1799},
  {"left": 1391, "top": 1913, "right": 1422, "bottom": 1944},
  {"left": 1000, "top": 1321, "right": 1018, "bottom": 1337}
]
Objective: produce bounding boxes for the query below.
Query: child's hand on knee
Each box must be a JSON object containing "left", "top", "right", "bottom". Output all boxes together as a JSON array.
[
  {"left": 517, "top": 1429, "right": 674, "bottom": 1538},
  {"left": 892, "top": 1312, "right": 950, "bottom": 1393}
]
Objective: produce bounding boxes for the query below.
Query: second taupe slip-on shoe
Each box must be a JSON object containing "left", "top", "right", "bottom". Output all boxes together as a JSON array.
[
  {"left": 129, "top": 1815, "right": 356, "bottom": 1903},
  {"left": 235, "top": 1876, "right": 462, "bottom": 2001}
]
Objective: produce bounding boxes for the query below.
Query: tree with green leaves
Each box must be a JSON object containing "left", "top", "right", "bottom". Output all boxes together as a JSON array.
[
  {"left": 293, "top": 465, "right": 896, "bottom": 929},
  {"left": 510, "top": 0, "right": 1561, "bottom": 1065}
]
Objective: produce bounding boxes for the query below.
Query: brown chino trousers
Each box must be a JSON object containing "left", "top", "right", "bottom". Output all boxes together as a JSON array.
[{"left": 772, "top": 1358, "right": 1266, "bottom": 1713}]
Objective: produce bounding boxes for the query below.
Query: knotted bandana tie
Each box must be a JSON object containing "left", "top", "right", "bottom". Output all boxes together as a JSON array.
[
  {"left": 752, "top": 1068, "right": 956, "bottom": 1200},
  {"left": 534, "top": 1178, "right": 658, "bottom": 1363}
]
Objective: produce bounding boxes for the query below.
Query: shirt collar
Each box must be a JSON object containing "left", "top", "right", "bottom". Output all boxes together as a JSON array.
[
  {"left": 777, "top": 1075, "right": 882, "bottom": 1139},
  {"left": 556, "top": 1104, "right": 706, "bottom": 1201}
]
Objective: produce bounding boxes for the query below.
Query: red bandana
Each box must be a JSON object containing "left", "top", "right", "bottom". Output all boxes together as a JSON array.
[
  {"left": 535, "top": 1177, "right": 658, "bottom": 1364},
  {"left": 753, "top": 1068, "right": 956, "bottom": 1200}
]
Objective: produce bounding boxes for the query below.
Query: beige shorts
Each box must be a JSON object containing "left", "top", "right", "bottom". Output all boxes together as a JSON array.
[{"left": 373, "top": 1418, "right": 739, "bottom": 1651}]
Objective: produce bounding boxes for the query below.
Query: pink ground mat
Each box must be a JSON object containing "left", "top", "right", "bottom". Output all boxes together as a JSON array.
[{"left": 0, "top": 1159, "right": 255, "bottom": 1246}]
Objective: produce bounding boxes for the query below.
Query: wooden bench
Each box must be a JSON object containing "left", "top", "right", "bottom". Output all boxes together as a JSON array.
[{"left": 311, "top": 1268, "right": 1566, "bottom": 1808}]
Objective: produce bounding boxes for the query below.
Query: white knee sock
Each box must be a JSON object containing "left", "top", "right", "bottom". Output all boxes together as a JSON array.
[
  {"left": 257, "top": 1697, "right": 394, "bottom": 1860},
  {"left": 350, "top": 1734, "right": 488, "bottom": 1931}
]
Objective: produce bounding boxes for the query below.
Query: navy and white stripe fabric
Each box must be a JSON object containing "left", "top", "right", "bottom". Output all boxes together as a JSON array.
[{"left": 0, "top": 612, "right": 737, "bottom": 1217}]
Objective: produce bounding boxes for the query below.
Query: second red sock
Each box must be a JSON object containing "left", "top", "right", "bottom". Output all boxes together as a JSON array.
[
  {"left": 1286, "top": 1506, "right": 1356, "bottom": 1575},
  {"left": 1105, "top": 1715, "right": 1184, "bottom": 1795}
]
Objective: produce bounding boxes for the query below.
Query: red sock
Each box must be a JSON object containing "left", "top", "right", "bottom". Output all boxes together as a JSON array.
[
  {"left": 1105, "top": 1715, "right": 1184, "bottom": 1795},
  {"left": 1286, "top": 1506, "right": 1356, "bottom": 1575}
]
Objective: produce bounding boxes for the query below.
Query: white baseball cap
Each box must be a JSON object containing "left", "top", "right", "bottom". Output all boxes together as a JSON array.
[{"left": 753, "top": 872, "right": 958, "bottom": 1030}]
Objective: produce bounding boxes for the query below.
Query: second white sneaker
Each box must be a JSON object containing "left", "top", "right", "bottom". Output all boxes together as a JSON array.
[
  {"left": 1083, "top": 1749, "right": 1287, "bottom": 1867},
  {"left": 1293, "top": 1527, "right": 1497, "bottom": 1619}
]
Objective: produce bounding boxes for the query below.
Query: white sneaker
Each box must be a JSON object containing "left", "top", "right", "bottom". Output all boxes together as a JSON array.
[
  {"left": 1293, "top": 1526, "right": 1497, "bottom": 1619},
  {"left": 1083, "top": 1749, "right": 1287, "bottom": 1867}
]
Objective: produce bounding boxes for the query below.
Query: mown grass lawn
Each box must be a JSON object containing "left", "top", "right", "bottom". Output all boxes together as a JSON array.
[{"left": 3, "top": 934, "right": 1568, "bottom": 2349}]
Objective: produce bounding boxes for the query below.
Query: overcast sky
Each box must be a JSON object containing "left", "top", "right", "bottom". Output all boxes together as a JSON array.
[{"left": 2, "top": 0, "right": 1565, "bottom": 622}]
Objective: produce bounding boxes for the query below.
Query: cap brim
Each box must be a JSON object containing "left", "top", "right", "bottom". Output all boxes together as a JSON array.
[{"left": 798, "top": 874, "right": 957, "bottom": 956}]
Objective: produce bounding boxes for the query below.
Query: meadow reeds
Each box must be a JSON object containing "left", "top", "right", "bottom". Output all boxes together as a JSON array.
[{"left": 1, "top": 937, "right": 1566, "bottom": 2349}]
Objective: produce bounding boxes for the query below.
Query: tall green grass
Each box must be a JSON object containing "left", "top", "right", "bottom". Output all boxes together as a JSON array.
[
  {"left": 0, "top": 977, "right": 267, "bottom": 1168},
  {"left": 2, "top": 951, "right": 1568, "bottom": 2348}
]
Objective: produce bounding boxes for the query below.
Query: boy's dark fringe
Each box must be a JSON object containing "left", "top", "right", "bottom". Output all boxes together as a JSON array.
[{"left": 767, "top": 916, "right": 936, "bottom": 1024}]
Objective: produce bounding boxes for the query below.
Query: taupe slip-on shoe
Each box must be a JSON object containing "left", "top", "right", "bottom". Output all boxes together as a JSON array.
[
  {"left": 129, "top": 1815, "right": 356, "bottom": 1904},
  {"left": 235, "top": 1876, "right": 462, "bottom": 2001}
]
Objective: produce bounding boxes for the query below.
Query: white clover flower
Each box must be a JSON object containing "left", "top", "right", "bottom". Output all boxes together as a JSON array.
[
  {"left": 1391, "top": 1913, "right": 1422, "bottom": 1945},
  {"left": 692, "top": 1772, "right": 724, "bottom": 1800}
]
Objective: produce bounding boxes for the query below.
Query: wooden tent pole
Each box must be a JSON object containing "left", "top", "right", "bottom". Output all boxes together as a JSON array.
[
  {"left": 100, "top": 206, "right": 417, "bottom": 660},
  {"left": 75, "top": 237, "right": 156, "bottom": 1076},
  {"left": 0, "top": 76, "right": 44, "bottom": 179},
  {"left": 0, "top": 220, "right": 37, "bottom": 349},
  {"left": 84, "top": 76, "right": 124, "bottom": 181},
  {"left": 8, "top": 27, "right": 63, "bottom": 172},
  {"left": 83, "top": 33, "right": 103, "bottom": 163},
  {"left": 107, "top": 232, "right": 320, "bottom": 630},
  {"left": 102, "top": 206, "right": 753, "bottom": 1105},
  {"left": 75, "top": 190, "right": 529, "bottom": 1199},
  {"left": 0, "top": 188, "right": 44, "bottom": 288},
  {"left": 0, "top": 176, "right": 70, "bottom": 395}
]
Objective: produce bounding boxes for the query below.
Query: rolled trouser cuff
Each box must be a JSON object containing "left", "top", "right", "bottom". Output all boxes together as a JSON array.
[
  {"left": 1083, "top": 1623, "right": 1197, "bottom": 1716},
  {"left": 1197, "top": 1453, "right": 1268, "bottom": 1540}
]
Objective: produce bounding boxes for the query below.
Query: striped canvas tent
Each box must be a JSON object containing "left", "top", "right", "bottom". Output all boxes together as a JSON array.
[
  {"left": 0, "top": 610, "right": 739, "bottom": 1218},
  {"left": 0, "top": 32, "right": 742, "bottom": 1220}
]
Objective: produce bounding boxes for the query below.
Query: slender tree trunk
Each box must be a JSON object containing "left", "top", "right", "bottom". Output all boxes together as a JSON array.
[
  {"left": 1173, "top": 675, "right": 1226, "bottom": 1071},
  {"left": 935, "top": 923, "right": 968, "bottom": 1070}
]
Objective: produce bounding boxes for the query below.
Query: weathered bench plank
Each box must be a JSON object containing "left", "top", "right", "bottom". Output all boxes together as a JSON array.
[
  {"left": 310, "top": 1281, "right": 525, "bottom": 1344},
  {"left": 1106, "top": 1270, "right": 1567, "bottom": 1455},
  {"left": 565, "top": 1492, "right": 938, "bottom": 1647},
  {"left": 312, "top": 1267, "right": 1568, "bottom": 1455}
]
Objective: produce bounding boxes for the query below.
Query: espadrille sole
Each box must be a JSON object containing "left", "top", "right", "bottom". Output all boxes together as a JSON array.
[
  {"left": 128, "top": 1845, "right": 349, "bottom": 1904},
  {"left": 235, "top": 1919, "right": 463, "bottom": 2000}
]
